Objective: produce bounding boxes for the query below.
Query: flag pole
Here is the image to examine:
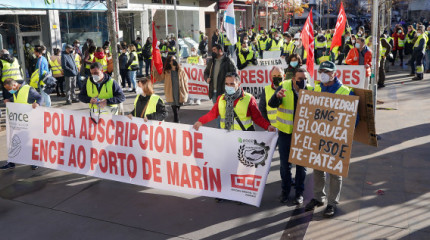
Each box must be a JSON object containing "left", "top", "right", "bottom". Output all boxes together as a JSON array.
[{"left": 173, "top": 0, "right": 180, "bottom": 61}]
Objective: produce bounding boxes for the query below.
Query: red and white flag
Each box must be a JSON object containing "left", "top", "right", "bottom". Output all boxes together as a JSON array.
[
  {"left": 151, "top": 21, "right": 163, "bottom": 83},
  {"left": 301, "top": 9, "right": 315, "bottom": 78},
  {"left": 331, "top": 2, "right": 347, "bottom": 51}
]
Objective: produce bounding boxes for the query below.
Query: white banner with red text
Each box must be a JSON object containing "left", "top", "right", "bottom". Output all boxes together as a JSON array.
[
  {"left": 6, "top": 103, "right": 278, "bottom": 207},
  {"left": 183, "top": 63, "right": 366, "bottom": 100}
]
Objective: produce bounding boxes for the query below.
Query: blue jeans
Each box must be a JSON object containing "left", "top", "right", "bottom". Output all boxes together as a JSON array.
[
  {"left": 144, "top": 59, "right": 152, "bottom": 76},
  {"left": 425, "top": 49, "right": 430, "bottom": 71},
  {"left": 40, "top": 90, "right": 51, "bottom": 107},
  {"left": 278, "top": 131, "right": 306, "bottom": 197},
  {"left": 138, "top": 60, "right": 144, "bottom": 76},
  {"left": 128, "top": 70, "right": 137, "bottom": 89}
]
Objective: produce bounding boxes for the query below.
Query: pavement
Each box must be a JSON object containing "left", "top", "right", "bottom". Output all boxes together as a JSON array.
[{"left": 0, "top": 63, "right": 429, "bottom": 240}]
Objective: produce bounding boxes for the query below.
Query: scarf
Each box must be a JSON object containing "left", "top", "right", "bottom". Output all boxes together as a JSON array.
[{"left": 224, "top": 88, "right": 243, "bottom": 131}]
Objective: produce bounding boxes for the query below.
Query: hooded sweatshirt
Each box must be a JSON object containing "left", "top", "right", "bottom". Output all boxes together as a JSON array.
[{"left": 0, "top": 54, "right": 17, "bottom": 76}]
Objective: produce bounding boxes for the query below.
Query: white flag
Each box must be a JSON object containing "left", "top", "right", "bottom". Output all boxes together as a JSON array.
[{"left": 224, "top": 0, "right": 237, "bottom": 45}]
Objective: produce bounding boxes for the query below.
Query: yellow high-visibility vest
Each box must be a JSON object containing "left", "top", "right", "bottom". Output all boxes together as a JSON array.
[
  {"left": 86, "top": 78, "right": 118, "bottom": 114},
  {"left": 1, "top": 58, "right": 22, "bottom": 82},
  {"left": 218, "top": 92, "right": 253, "bottom": 130},
  {"left": 86, "top": 53, "right": 95, "bottom": 70},
  {"left": 13, "top": 85, "right": 32, "bottom": 104},
  {"left": 94, "top": 56, "right": 107, "bottom": 72},
  {"left": 128, "top": 52, "right": 139, "bottom": 70},
  {"left": 264, "top": 85, "right": 278, "bottom": 126},
  {"left": 133, "top": 94, "right": 162, "bottom": 117}
]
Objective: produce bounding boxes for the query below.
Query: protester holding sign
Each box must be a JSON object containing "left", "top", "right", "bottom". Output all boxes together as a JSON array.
[
  {"left": 268, "top": 68, "right": 313, "bottom": 205},
  {"left": 128, "top": 77, "right": 167, "bottom": 121},
  {"left": 1, "top": 78, "right": 41, "bottom": 170},
  {"left": 304, "top": 61, "right": 358, "bottom": 217}
]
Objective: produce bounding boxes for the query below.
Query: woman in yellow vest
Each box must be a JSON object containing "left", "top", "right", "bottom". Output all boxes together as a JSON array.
[
  {"left": 93, "top": 47, "right": 108, "bottom": 73},
  {"left": 126, "top": 44, "right": 139, "bottom": 92},
  {"left": 84, "top": 45, "right": 96, "bottom": 78},
  {"left": 49, "top": 48, "right": 65, "bottom": 97},
  {"left": 127, "top": 77, "right": 167, "bottom": 121}
]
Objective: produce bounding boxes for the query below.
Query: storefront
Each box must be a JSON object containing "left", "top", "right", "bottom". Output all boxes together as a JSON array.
[{"left": 0, "top": 0, "right": 106, "bottom": 78}]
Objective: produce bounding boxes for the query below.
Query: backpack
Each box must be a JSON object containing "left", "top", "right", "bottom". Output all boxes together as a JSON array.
[{"left": 41, "top": 73, "right": 57, "bottom": 94}]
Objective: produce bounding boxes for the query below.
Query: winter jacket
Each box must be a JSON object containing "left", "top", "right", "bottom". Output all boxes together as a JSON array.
[
  {"left": 204, "top": 55, "right": 237, "bottom": 100},
  {"left": 345, "top": 46, "right": 372, "bottom": 77},
  {"left": 78, "top": 73, "right": 125, "bottom": 105},
  {"left": 61, "top": 51, "right": 78, "bottom": 77},
  {"left": 153, "top": 67, "right": 189, "bottom": 104}
]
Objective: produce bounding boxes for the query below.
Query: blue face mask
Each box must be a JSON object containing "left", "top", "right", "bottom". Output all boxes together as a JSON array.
[
  {"left": 9, "top": 89, "right": 17, "bottom": 94},
  {"left": 290, "top": 61, "right": 298, "bottom": 68},
  {"left": 225, "top": 86, "right": 236, "bottom": 95}
]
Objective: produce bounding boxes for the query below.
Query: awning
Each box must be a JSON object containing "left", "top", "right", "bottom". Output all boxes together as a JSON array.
[{"left": 0, "top": 0, "right": 106, "bottom": 10}]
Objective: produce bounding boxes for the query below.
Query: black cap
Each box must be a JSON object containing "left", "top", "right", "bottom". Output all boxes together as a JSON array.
[{"left": 318, "top": 61, "right": 336, "bottom": 72}]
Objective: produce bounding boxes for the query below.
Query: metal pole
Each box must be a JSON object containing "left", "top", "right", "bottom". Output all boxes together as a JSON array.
[
  {"left": 266, "top": 2, "right": 268, "bottom": 30},
  {"left": 387, "top": 0, "right": 392, "bottom": 34},
  {"left": 281, "top": 0, "right": 285, "bottom": 32},
  {"left": 252, "top": 1, "right": 254, "bottom": 27},
  {"left": 371, "top": 0, "right": 380, "bottom": 114},
  {"left": 165, "top": 8, "right": 168, "bottom": 38},
  {"left": 173, "top": 0, "right": 180, "bottom": 60}
]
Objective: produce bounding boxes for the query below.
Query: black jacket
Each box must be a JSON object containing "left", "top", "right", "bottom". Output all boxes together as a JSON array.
[
  {"left": 204, "top": 55, "right": 237, "bottom": 100},
  {"left": 237, "top": 50, "right": 258, "bottom": 70},
  {"left": 61, "top": 51, "right": 78, "bottom": 77},
  {"left": 130, "top": 95, "right": 167, "bottom": 121}
]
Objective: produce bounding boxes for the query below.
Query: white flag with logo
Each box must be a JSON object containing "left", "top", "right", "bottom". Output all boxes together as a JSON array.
[{"left": 224, "top": 0, "right": 237, "bottom": 45}]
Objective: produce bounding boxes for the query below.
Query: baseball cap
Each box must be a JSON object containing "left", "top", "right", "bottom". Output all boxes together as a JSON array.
[
  {"left": 318, "top": 61, "right": 336, "bottom": 72},
  {"left": 66, "top": 44, "right": 74, "bottom": 49}
]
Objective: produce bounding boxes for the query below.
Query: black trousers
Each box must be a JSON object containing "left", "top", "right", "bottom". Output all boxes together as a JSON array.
[
  {"left": 378, "top": 58, "right": 386, "bottom": 86},
  {"left": 120, "top": 69, "right": 131, "bottom": 88},
  {"left": 171, "top": 105, "right": 180, "bottom": 123},
  {"left": 392, "top": 49, "right": 404, "bottom": 63}
]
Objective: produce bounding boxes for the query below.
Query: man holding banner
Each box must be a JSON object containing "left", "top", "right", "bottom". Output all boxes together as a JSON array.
[
  {"left": 268, "top": 68, "right": 313, "bottom": 205},
  {"left": 304, "top": 61, "right": 357, "bottom": 217},
  {"left": 193, "top": 72, "right": 276, "bottom": 133}
]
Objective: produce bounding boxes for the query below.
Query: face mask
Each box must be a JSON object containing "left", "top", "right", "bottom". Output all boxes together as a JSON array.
[
  {"left": 92, "top": 75, "right": 101, "bottom": 82},
  {"left": 76, "top": 44, "right": 80, "bottom": 47},
  {"left": 417, "top": 33, "right": 421, "bottom": 36},
  {"left": 355, "top": 43, "right": 361, "bottom": 48},
  {"left": 320, "top": 72, "right": 331, "bottom": 84},
  {"left": 345, "top": 36, "right": 350, "bottom": 41},
  {"left": 212, "top": 52, "right": 218, "bottom": 58},
  {"left": 398, "top": 30, "right": 402, "bottom": 33},
  {"left": 357, "top": 33, "right": 362, "bottom": 37},
  {"left": 225, "top": 86, "right": 236, "bottom": 95},
  {"left": 244, "top": 40, "right": 249, "bottom": 44},
  {"left": 272, "top": 77, "right": 282, "bottom": 86},
  {"left": 297, "top": 79, "right": 306, "bottom": 89},
  {"left": 318, "top": 33, "right": 322, "bottom": 36},
  {"left": 26, "top": 43, "right": 30, "bottom": 48},
  {"left": 290, "top": 61, "right": 298, "bottom": 68},
  {"left": 191, "top": 51, "right": 197, "bottom": 56},
  {"left": 294, "top": 41, "right": 300, "bottom": 46},
  {"left": 351, "top": 40, "right": 356, "bottom": 44},
  {"left": 9, "top": 89, "right": 17, "bottom": 94},
  {"left": 136, "top": 87, "right": 144, "bottom": 96},
  {"left": 275, "top": 37, "right": 279, "bottom": 40},
  {"left": 106, "top": 50, "right": 110, "bottom": 53}
]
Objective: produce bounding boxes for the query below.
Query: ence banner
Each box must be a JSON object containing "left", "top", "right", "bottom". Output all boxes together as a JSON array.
[
  {"left": 6, "top": 103, "right": 278, "bottom": 207},
  {"left": 183, "top": 64, "right": 366, "bottom": 101},
  {"left": 288, "top": 91, "right": 359, "bottom": 177}
]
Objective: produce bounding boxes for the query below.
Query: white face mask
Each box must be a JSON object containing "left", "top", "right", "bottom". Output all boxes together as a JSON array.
[
  {"left": 320, "top": 72, "right": 331, "bottom": 84},
  {"left": 355, "top": 43, "right": 361, "bottom": 48},
  {"left": 76, "top": 43, "right": 80, "bottom": 47},
  {"left": 275, "top": 36, "right": 280, "bottom": 40},
  {"left": 417, "top": 33, "right": 422, "bottom": 36},
  {"left": 106, "top": 50, "right": 110, "bottom": 53},
  {"left": 136, "top": 87, "right": 144, "bottom": 96},
  {"left": 294, "top": 41, "right": 300, "bottom": 46},
  {"left": 92, "top": 74, "right": 101, "bottom": 82}
]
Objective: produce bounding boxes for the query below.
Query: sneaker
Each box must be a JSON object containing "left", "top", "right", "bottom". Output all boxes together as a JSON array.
[
  {"left": 72, "top": 99, "right": 80, "bottom": 103},
  {"left": 305, "top": 199, "right": 324, "bottom": 211},
  {"left": 65, "top": 101, "right": 72, "bottom": 105},
  {"left": 31, "top": 165, "right": 39, "bottom": 170},
  {"left": 279, "top": 191, "right": 289, "bottom": 203},
  {"left": 128, "top": 88, "right": 133, "bottom": 92},
  {"left": 0, "top": 162, "right": 15, "bottom": 170},
  {"left": 412, "top": 76, "right": 423, "bottom": 81},
  {"left": 195, "top": 99, "right": 201, "bottom": 105},
  {"left": 324, "top": 204, "right": 336, "bottom": 217},
  {"left": 293, "top": 195, "right": 304, "bottom": 205}
]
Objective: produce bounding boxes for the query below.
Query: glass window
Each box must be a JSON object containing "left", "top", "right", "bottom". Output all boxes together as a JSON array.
[{"left": 18, "top": 16, "right": 41, "bottom": 32}]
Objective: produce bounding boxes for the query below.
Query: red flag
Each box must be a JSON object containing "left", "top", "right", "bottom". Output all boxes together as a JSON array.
[
  {"left": 301, "top": 9, "right": 315, "bottom": 78},
  {"left": 330, "top": 2, "right": 347, "bottom": 51},
  {"left": 283, "top": 18, "right": 290, "bottom": 32},
  {"left": 151, "top": 22, "right": 163, "bottom": 83}
]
